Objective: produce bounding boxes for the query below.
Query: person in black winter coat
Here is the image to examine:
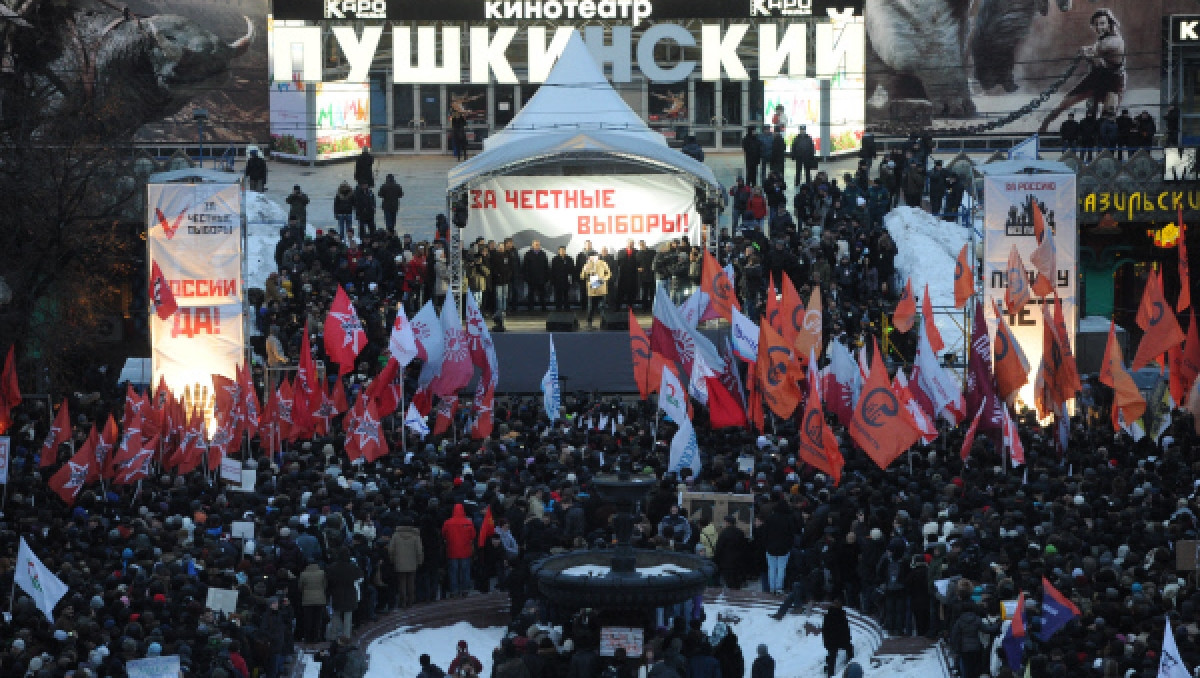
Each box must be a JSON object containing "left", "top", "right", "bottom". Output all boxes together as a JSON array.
[
  {"left": 245, "top": 149, "right": 267, "bottom": 191},
  {"left": 790, "top": 126, "right": 817, "bottom": 185},
  {"left": 354, "top": 147, "right": 374, "bottom": 187},
  {"left": 550, "top": 246, "right": 574, "bottom": 311},
  {"left": 750, "top": 645, "right": 773, "bottom": 678},
  {"left": 353, "top": 183, "right": 376, "bottom": 237},
  {"left": 821, "top": 597, "right": 853, "bottom": 677},
  {"left": 713, "top": 515, "right": 747, "bottom": 588},
  {"left": 714, "top": 629, "right": 744, "bottom": 678},
  {"left": 378, "top": 174, "right": 404, "bottom": 234},
  {"left": 742, "top": 126, "right": 761, "bottom": 186},
  {"left": 522, "top": 241, "right": 550, "bottom": 311}
]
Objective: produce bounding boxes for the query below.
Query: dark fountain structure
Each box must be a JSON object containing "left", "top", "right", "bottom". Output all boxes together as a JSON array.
[{"left": 531, "top": 460, "right": 715, "bottom": 634}]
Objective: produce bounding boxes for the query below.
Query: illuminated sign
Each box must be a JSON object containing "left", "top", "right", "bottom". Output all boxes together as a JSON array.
[
  {"left": 272, "top": 0, "right": 863, "bottom": 21},
  {"left": 1080, "top": 189, "right": 1200, "bottom": 223},
  {"left": 1172, "top": 15, "right": 1200, "bottom": 43},
  {"left": 271, "top": 22, "right": 864, "bottom": 84}
]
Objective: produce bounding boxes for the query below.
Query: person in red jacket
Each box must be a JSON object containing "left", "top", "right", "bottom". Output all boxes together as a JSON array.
[
  {"left": 442, "top": 503, "right": 477, "bottom": 598},
  {"left": 448, "top": 640, "right": 483, "bottom": 677}
]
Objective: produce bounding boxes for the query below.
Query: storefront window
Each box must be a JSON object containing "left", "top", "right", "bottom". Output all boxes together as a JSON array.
[
  {"left": 393, "top": 83, "right": 415, "bottom": 128},
  {"left": 748, "top": 79, "right": 765, "bottom": 125},
  {"left": 495, "top": 86, "right": 516, "bottom": 127},
  {"left": 723, "top": 81, "right": 743, "bottom": 126},
  {"left": 419, "top": 85, "right": 442, "bottom": 129},
  {"left": 447, "top": 85, "right": 488, "bottom": 126},
  {"left": 695, "top": 81, "right": 716, "bottom": 126}
]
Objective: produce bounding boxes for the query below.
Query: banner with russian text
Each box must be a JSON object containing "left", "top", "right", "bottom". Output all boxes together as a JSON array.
[
  {"left": 468, "top": 175, "right": 699, "bottom": 253},
  {"left": 147, "top": 182, "right": 244, "bottom": 408},
  {"left": 982, "top": 172, "right": 1077, "bottom": 409}
]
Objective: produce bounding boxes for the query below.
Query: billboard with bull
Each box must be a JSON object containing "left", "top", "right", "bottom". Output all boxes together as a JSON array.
[{"left": 37, "top": 0, "right": 268, "bottom": 144}]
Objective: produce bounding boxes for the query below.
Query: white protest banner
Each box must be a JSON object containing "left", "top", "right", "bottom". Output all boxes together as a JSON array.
[
  {"left": 231, "top": 521, "right": 255, "bottom": 540},
  {"left": 219, "top": 457, "right": 242, "bottom": 483},
  {"left": 468, "top": 175, "right": 699, "bottom": 254},
  {"left": 126, "top": 655, "right": 182, "bottom": 678},
  {"left": 147, "top": 181, "right": 244, "bottom": 408},
  {"left": 205, "top": 587, "right": 238, "bottom": 616}
]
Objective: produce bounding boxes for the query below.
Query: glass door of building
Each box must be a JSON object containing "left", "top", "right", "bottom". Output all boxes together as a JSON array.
[
  {"left": 391, "top": 83, "right": 416, "bottom": 151},
  {"left": 417, "top": 85, "right": 445, "bottom": 152}
]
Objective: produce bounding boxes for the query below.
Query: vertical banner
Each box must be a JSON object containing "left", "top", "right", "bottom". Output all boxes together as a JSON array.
[
  {"left": 982, "top": 173, "right": 1077, "bottom": 408},
  {"left": 0, "top": 435, "right": 9, "bottom": 484},
  {"left": 147, "top": 182, "right": 244, "bottom": 405},
  {"left": 468, "top": 175, "right": 699, "bottom": 253}
]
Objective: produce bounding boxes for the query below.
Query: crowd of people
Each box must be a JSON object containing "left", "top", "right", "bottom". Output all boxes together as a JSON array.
[{"left": 2, "top": 123, "right": 1196, "bottom": 678}]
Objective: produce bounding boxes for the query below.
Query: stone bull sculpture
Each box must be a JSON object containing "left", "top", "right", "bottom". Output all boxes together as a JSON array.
[
  {"left": 14, "top": 7, "right": 254, "bottom": 137},
  {"left": 866, "top": 0, "right": 1073, "bottom": 119}
]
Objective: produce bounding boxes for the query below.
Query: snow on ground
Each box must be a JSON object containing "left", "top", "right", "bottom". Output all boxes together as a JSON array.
[
  {"left": 353, "top": 599, "right": 945, "bottom": 678},
  {"left": 245, "top": 191, "right": 291, "bottom": 293},
  {"left": 885, "top": 207, "right": 970, "bottom": 357}
]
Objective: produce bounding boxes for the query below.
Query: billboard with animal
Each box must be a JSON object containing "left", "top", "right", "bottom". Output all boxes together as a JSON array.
[
  {"left": 864, "top": 0, "right": 1180, "bottom": 135},
  {"left": 16, "top": 0, "right": 268, "bottom": 144}
]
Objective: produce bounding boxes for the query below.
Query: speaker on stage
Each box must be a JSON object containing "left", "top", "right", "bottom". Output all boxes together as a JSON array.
[
  {"left": 546, "top": 312, "right": 579, "bottom": 332},
  {"left": 600, "top": 311, "right": 628, "bottom": 331}
]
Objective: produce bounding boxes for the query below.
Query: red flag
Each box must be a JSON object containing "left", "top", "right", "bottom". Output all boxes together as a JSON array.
[
  {"left": 47, "top": 447, "right": 93, "bottom": 506},
  {"left": 112, "top": 436, "right": 157, "bottom": 485},
  {"left": 893, "top": 369, "right": 938, "bottom": 445},
  {"left": 756, "top": 323, "right": 802, "bottom": 418},
  {"left": 954, "top": 244, "right": 973, "bottom": 309},
  {"left": 797, "top": 367, "right": 844, "bottom": 485},
  {"left": 77, "top": 425, "right": 99, "bottom": 480},
  {"left": 367, "top": 358, "right": 403, "bottom": 416},
  {"left": 478, "top": 505, "right": 497, "bottom": 547},
  {"left": 276, "top": 378, "right": 297, "bottom": 442},
  {"left": 763, "top": 279, "right": 783, "bottom": 334},
  {"left": 95, "top": 415, "right": 118, "bottom": 481},
  {"left": 411, "top": 386, "right": 432, "bottom": 417},
  {"left": 893, "top": 278, "right": 917, "bottom": 332},
  {"left": 346, "top": 394, "right": 388, "bottom": 462},
  {"left": 324, "top": 286, "right": 368, "bottom": 375},
  {"left": 206, "top": 413, "right": 237, "bottom": 471},
  {"left": 630, "top": 309, "right": 653, "bottom": 400},
  {"left": 464, "top": 292, "right": 499, "bottom": 392},
  {"left": 1132, "top": 270, "right": 1185, "bottom": 371},
  {"left": 432, "top": 397, "right": 459, "bottom": 436},
  {"left": 1050, "top": 295, "right": 1082, "bottom": 400},
  {"left": 849, "top": 341, "right": 921, "bottom": 470},
  {"left": 745, "top": 362, "right": 765, "bottom": 433},
  {"left": 1102, "top": 321, "right": 1146, "bottom": 426},
  {"left": 704, "top": 375, "right": 747, "bottom": 429},
  {"left": 960, "top": 402, "right": 986, "bottom": 463},
  {"left": 779, "top": 275, "right": 805, "bottom": 351},
  {"left": 257, "top": 391, "right": 280, "bottom": 453},
  {"left": 40, "top": 399, "right": 71, "bottom": 468},
  {"left": 470, "top": 381, "right": 495, "bottom": 440},
  {"left": 992, "top": 300, "right": 1031, "bottom": 401},
  {"left": 1005, "top": 245, "right": 1032, "bottom": 317},
  {"left": 239, "top": 363, "right": 261, "bottom": 431},
  {"left": 429, "top": 294, "right": 474, "bottom": 397},
  {"left": 1179, "top": 311, "right": 1200, "bottom": 405},
  {"left": 921, "top": 284, "right": 944, "bottom": 354},
  {"left": 700, "top": 250, "right": 741, "bottom": 322},
  {"left": 1180, "top": 204, "right": 1192, "bottom": 312},
  {"left": 149, "top": 260, "right": 178, "bottom": 320},
  {"left": 294, "top": 323, "right": 318, "bottom": 435},
  {"left": 174, "top": 408, "right": 209, "bottom": 475}
]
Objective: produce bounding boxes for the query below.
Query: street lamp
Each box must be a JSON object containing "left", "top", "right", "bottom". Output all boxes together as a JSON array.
[{"left": 193, "top": 108, "right": 209, "bottom": 169}]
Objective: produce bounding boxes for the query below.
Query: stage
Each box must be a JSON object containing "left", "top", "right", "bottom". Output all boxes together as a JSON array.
[{"left": 486, "top": 310, "right": 727, "bottom": 393}]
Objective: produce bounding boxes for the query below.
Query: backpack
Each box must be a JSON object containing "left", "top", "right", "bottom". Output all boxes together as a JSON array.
[
  {"left": 340, "top": 648, "right": 368, "bottom": 678},
  {"left": 884, "top": 558, "right": 903, "bottom": 591}
]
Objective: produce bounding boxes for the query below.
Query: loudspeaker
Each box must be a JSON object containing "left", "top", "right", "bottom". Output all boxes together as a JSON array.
[
  {"left": 546, "top": 312, "right": 579, "bottom": 332},
  {"left": 600, "top": 311, "right": 628, "bottom": 331}
]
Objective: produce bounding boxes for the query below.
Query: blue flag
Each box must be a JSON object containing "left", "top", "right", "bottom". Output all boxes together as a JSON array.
[
  {"left": 1038, "top": 576, "right": 1081, "bottom": 641},
  {"left": 541, "top": 335, "right": 561, "bottom": 422},
  {"left": 1002, "top": 592, "right": 1026, "bottom": 672}
]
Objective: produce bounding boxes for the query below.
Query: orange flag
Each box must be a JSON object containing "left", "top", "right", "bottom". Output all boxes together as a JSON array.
[
  {"left": 1132, "top": 269, "right": 1185, "bottom": 371},
  {"left": 1102, "top": 321, "right": 1146, "bottom": 426},
  {"left": 1041, "top": 295, "right": 1081, "bottom": 407},
  {"left": 1182, "top": 311, "right": 1200, "bottom": 405},
  {"left": 954, "top": 244, "right": 973, "bottom": 309},
  {"left": 1005, "top": 245, "right": 1032, "bottom": 317},
  {"left": 647, "top": 353, "right": 676, "bottom": 397},
  {"left": 921, "top": 283, "right": 944, "bottom": 353},
  {"left": 893, "top": 278, "right": 917, "bottom": 332},
  {"left": 629, "top": 309, "right": 653, "bottom": 400},
  {"left": 756, "top": 323, "right": 802, "bottom": 418},
  {"left": 992, "top": 300, "right": 1030, "bottom": 401},
  {"left": 795, "top": 286, "right": 824, "bottom": 360},
  {"left": 1031, "top": 199, "right": 1046, "bottom": 242},
  {"left": 1180, "top": 204, "right": 1191, "bottom": 312},
  {"left": 849, "top": 341, "right": 920, "bottom": 470},
  {"left": 701, "top": 250, "right": 741, "bottom": 320},
  {"left": 780, "top": 275, "right": 805, "bottom": 351},
  {"left": 764, "top": 279, "right": 783, "bottom": 334},
  {"left": 796, "top": 368, "right": 844, "bottom": 486}
]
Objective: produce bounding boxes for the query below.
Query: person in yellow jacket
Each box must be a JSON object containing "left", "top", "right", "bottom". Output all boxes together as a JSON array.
[{"left": 580, "top": 253, "right": 611, "bottom": 330}]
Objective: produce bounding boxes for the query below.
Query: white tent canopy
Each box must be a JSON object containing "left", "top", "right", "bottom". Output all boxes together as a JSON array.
[{"left": 446, "top": 31, "right": 719, "bottom": 193}]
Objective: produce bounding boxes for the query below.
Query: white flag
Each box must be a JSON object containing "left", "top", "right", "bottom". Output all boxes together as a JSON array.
[
  {"left": 668, "top": 417, "right": 702, "bottom": 477},
  {"left": 652, "top": 282, "right": 724, "bottom": 374},
  {"left": 678, "top": 290, "right": 710, "bottom": 329},
  {"left": 730, "top": 307, "right": 760, "bottom": 362},
  {"left": 1160, "top": 617, "right": 1192, "bottom": 678},
  {"left": 404, "top": 403, "right": 430, "bottom": 439},
  {"left": 689, "top": 352, "right": 714, "bottom": 406},
  {"left": 411, "top": 301, "right": 445, "bottom": 389},
  {"left": 15, "top": 537, "right": 69, "bottom": 622},
  {"left": 542, "top": 335, "right": 561, "bottom": 422},
  {"left": 657, "top": 366, "right": 689, "bottom": 425},
  {"left": 388, "top": 308, "right": 420, "bottom": 368}
]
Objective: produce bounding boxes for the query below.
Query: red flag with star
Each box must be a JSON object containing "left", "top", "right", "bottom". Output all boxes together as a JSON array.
[
  {"left": 40, "top": 399, "right": 71, "bottom": 468},
  {"left": 324, "top": 286, "right": 368, "bottom": 376},
  {"left": 432, "top": 397, "right": 458, "bottom": 436},
  {"left": 0, "top": 345, "right": 20, "bottom": 434},
  {"left": 345, "top": 394, "right": 388, "bottom": 462},
  {"left": 48, "top": 447, "right": 93, "bottom": 505},
  {"left": 367, "top": 358, "right": 403, "bottom": 416},
  {"left": 112, "top": 436, "right": 158, "bottom": 485},
  {"left": 149, "top": 260, "right": 178, "bottom": 320},
  {"left": 95, "top": 415, "right": 118, "bottom": 481}
]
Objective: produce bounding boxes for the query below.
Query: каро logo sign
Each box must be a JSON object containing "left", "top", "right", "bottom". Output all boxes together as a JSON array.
[{"left": 326, "top": 0, "right": 387, "bottom": 19}]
